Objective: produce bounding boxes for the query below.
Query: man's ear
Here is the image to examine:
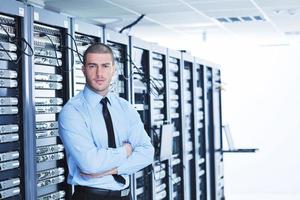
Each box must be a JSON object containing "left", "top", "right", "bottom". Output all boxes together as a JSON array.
[{"left": 82, "top": 65, "right": 86, "bottom": 75}]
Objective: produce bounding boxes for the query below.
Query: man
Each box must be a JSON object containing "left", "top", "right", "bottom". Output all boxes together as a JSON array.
[{"left": 59, "top": 43, "right": 154, "bottom": 200}]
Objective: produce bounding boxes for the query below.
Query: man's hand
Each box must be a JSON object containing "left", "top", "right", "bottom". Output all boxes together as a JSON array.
[
  {"left": 123, "top": 142, "right": 133, "bottom": 157},
  {"left": 80, "top": 168, "right": 118, "bottom": 178}
]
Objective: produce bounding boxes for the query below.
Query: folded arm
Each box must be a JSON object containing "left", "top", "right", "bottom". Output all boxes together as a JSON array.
[
  {"left": 80, "top": 103, "right": 154, "bottom": 177},
  {"left": 117, "top": 104, "right": 154, "bottom": 175},
  {"left": 59, "top": 105, "right": 129, "bottom": 174}
]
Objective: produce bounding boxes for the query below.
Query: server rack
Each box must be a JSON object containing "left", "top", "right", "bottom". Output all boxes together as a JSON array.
[
  {"left": 1, "top": 2, "right": 226, "bottom": 199},
  {"left": 129, "top": 36, "right": 152, "bottom": 200},
  {"left": 149, "top": 44, "right": 169, "bottom": 200},
  {"left": 31, "top": 6, "right": 71, "bottom": 199},
  {"left": 180, "top": 52, "right": 196, "bottom": 200},
  {"left": 104, "top": 29, "right": 130, "bottom": 100},
  {"left": 70, "top": 19, "right": 102, "bottom": 96},
  {"left": 204, "top": 64, "right": 225, "bottom": 200},
  {"left": 0, "top": 1, "right": 26, "bottom": 199},
  {"left": 167, "top": 49, "right": 183, "bottom": 200},
  {"left": 193, "top": 58, "right": 207, "bottom": 200}
]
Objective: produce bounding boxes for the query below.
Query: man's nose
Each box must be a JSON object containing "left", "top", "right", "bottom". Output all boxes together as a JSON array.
[{"left": 96, "top": 66, "right": 104, "bottom": 76}]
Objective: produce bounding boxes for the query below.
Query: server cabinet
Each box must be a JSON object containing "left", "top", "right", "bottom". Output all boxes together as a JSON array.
[
  {"left": 129, "top": 36, "right": 152, "bottom": 200},
  {"left": 167, "top": 49, "right": 183, "bottom": 200},
  {"left": 204, "top": 65, "right": 224, "bottom": 200},
  {"left": 180, "top": 52, "right": 196, "bottom": 200},
  {"left": 0, "top": 2, "right": 227, "bottom": 200},
  {"left": 104, "top": 29, "right": 130, "bottom": 100},
  {"left": 31, "top": 7, "right": 71, "bottom": 200},
  {"left": 149, "top": 44, "right": 169, "bottom": 200},
  {"left": 193, "top": 59, "right": 207, "bottom": 200},
  {"left": 71, "top": 19, "right": 102, "bottom": 96},
  {"left": 0, "top": 1, "right": 26, "bottom": 199}
]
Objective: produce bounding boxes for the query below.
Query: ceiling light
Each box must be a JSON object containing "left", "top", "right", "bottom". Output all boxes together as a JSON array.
[
  {"left": 287, "top": 8, "right": 298, "bottom": 15},
  {"left": 274, "top": 8, "right": 298, "bottom": 16},
  {"left": 28, "top": 0, "right": 45, "bottom": 7},
  {"left": 93, "top": 17, "right": 121, "bottom": 24}
]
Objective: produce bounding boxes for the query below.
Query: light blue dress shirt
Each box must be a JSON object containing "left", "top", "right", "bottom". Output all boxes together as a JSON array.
[{"left": 59, "top": 85, "right": 154, "bottom": 190}]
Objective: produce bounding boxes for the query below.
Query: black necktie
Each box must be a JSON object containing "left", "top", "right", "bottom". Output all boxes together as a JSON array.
[{"left": 101, "top": 97, "right": 126, "bottom": 184}]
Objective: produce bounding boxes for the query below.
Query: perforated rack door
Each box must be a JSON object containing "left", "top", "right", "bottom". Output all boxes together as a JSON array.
[
  {"left": 211, "top": 68, "right": 224, "bottom": 200},
  {"left": 150, "top": 49, "right": 169, "bottom": 200},
  {"left": 130, "top": 37, "right": 152, "bottom": 200},
  {"left": 182, "top": 58, "right": 196, "bottom": 200},
  {"left": 33, "top": 22, "right": 68, "bottom": 199},
  {"left": 0, "top": 13, "right": 23, "bottom": 200},
  {"left": 167, "top": 52, "right": 183, "bottom": 200},
  {"left": 194, "top": 63, "right": 207, "bottom": 200},
  {"left": 204, "top": 66, "right": 222, "bottom": 200}
]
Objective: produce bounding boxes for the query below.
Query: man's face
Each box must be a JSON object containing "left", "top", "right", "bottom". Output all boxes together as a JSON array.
[{"left": 82, "top": 53, "right": 115, "bottom": 96}]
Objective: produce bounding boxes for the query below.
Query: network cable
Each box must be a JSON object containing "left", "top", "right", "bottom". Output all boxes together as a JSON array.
[
  {"left": 0, "top": 23, "right": 34, "bottom": 64},
  {"left": 65, "top": 32, "right": 84, "bottom": 65},
  {"left": 124, "top": 51, "right": 165, "bottom": 97},
  {"left": 38, "top": 32, "right": 60, "bottom": 67}
]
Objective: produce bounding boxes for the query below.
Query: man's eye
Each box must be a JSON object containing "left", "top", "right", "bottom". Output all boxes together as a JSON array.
[
  {"left": 104, "top": 64, "right": 110, "bottom": 68},
  {"left": 88, "top": 65, "right": 96, "bottom": 68}
]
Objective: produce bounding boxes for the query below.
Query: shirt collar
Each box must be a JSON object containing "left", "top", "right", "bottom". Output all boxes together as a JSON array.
[{"left": 83, "top": 85, "right": 112, "bottom": 107}]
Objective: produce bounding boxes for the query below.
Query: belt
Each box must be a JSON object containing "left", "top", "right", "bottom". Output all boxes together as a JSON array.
[{"left": 75, "top": 185, "right": 130, "bottom": 197}]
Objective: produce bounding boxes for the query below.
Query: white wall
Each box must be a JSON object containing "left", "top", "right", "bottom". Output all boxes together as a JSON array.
[
  {"left": 192, "top": 41, "right": 300, "bottom": 200},
  {"left": 210, "top": 43, "right": 300, "bottom": 200},
  {"left": 134, "top": 32, "right": 300, "bottom": 199}
]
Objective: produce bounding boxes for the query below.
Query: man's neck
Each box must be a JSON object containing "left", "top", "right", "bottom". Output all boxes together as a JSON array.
[{"left": 86, "top": 85, "right": 109, "bottom": 97}]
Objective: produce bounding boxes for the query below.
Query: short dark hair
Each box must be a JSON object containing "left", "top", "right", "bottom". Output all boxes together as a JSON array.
[{"left": 83, "top": 43, "right": 115, "bottom": 65}]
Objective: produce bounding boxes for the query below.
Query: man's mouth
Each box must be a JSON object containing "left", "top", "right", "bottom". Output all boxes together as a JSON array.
[{"left": 95, "top": 79, "right": 105, "bottom": 84}]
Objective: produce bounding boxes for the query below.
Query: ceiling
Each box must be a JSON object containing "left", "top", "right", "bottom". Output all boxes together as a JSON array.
[{"left": 28, "top": 0, "right": 300, "bottom": 47}]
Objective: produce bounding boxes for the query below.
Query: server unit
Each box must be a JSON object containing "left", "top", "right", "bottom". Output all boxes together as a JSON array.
[
  {"left": 0, "top": 1, "right": 26, "bottom": 199},
  {"left": 31, "top": 7, "right": 71, "bottom": 200},
  {"left": 129, "top": 36, "right": 152, "bottom": 200},
  {"left": 104, "top": 29, "right": 130, "bottom": 100},
  {"left": 180, "top": 52, "right": 196, "bottom": 200},
  {"left": 193, "top": 59, "right": 207, "bottom": 200},
  {"left": 71, "top": 19, "right": 102, "bottom": 95},
  {"left": 167, "top": 49, "right": 183, "bottom": 200}
]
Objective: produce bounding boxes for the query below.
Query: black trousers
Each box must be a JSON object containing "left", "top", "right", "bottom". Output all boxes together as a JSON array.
[{"left": 72, "top": 187, "right": 131, "bottom": 200}]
